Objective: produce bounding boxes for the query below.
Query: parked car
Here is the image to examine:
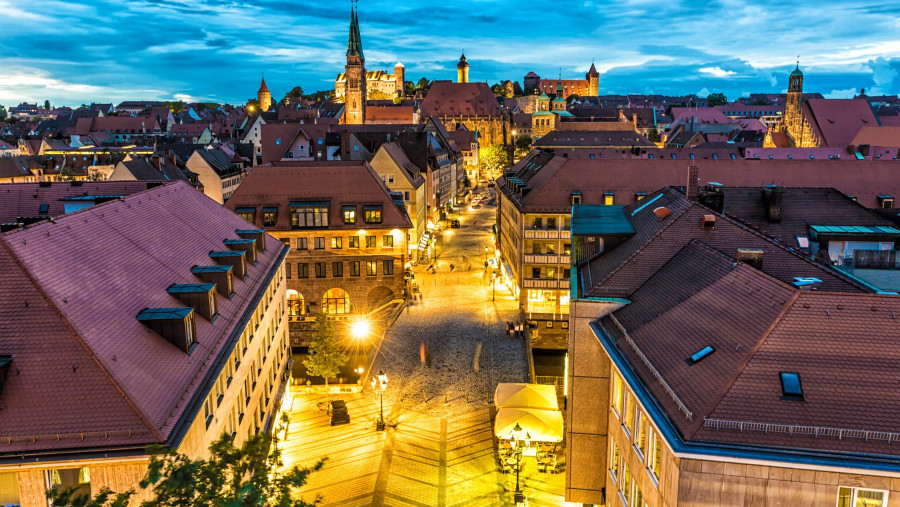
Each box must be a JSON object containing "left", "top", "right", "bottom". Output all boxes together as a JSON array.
[
  {"left": 450, "top": 219, "right": 460, "bottom": 228},
  {"left": 328, "top": 400, "right": 350, "bottom": 425}
]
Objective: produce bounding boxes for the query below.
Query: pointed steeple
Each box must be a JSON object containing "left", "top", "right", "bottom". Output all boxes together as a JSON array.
[
  {"left": 347, "top": 1, "right": 364, "bottom": 60},
  {"left": 258, "top": 73, "right": 269, "bottom": 93},
  {"left": 588, "top": 61, "right": 599, "bottom": 77}
]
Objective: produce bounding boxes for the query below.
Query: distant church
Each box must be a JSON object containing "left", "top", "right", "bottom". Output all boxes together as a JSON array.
[{"left": 334, "top": 6, "right": 405, "bottom": 124}]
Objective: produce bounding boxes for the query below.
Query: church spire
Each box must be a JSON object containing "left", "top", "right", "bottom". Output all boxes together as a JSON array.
[{"left": 347, "top": 1, "right": 364, "bottom": 60}]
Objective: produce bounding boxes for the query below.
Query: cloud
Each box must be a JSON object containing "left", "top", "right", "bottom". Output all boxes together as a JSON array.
[
  {"left": 700, "top": 67, "right": 738, "bottom": 78},
  {"left": 824, "top": 88, "right": 859, "bottom": 98}
]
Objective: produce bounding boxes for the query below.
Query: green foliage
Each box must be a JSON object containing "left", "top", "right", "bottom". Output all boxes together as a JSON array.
[
  {"left": 48, "top": 486, "right": 134, "bottom": 507},
  {"left": 647, "top": 128, "right": 661, "bottom": 143},
  {"left": 479, "top": 144, "right": 510, "bottom": 176},
  {"left": 367, "top": 89, "right": 393, "bottom": 101},
  {"left": 246, "top": 98, "right": 260, "bottom": 112},
  {"left": 303, "top": 314, "right": 348, "bottom": 387},
  {"left": 462, "top": 174, "right": 471, "bottom": 189},
  {"left": 566, "top": 94, "right": 581, "bottom": 105},
  {"left": 392, "top": 96, "right": 402, "bottom": 105},
  {"left": 706, "top": 93, "right": 727, "bottom": 106},
  {"left": 0, "top": 105, "right": 6, "bottom": 120},
  {"left": 416, "top": 77, "right": 430, "bottom": 90},
  {"left": 280, "top": 86, "right": 305, "bottom": 106},
  {"left": 513, "top": 81, "right": 524, "bottom": 96},
  {"left": 44, "top": 99, "right": 51, "bottom": 110},
  {"left": 514, "top": 135, "right": 533, "bottom": 153},
  {"left": 403, "top": 81, "right": 416, "bottom": 96}
]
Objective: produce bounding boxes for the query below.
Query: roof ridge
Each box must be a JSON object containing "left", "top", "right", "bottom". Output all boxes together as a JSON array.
[
  {"left": 690, "top": 290, "right": 801, "bottom": 439},
  {"left": 0, "top": 236, "right": 164, "bottom": 442}
]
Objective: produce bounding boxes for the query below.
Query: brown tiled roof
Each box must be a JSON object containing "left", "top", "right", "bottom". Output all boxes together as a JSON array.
[
  {"left": 804, "top": 98, "right": 878, "bottom": 147},
  {"left": 380, "top": 142, "right": 425, "bottom": 188},
  {"left": 601, "top": 242, "right": 900, "bottom": 456},
  {"left": 499, "top": 151, "right": 900, "bottom": 211},
  {"left": 850, "top": 126, "right": 900, "bottom": 148},
  {"left": 365, "top": 106, "right": 415, "bottom": 123},
  {"left": 420, "top": 82, "right": 502, "bottom": 118},
  {"left": 224, "top": 161, "right": 412, "bottom": 230},
  {"left": 1, "top": 181, "right": 286, "bottom": 455},
  {"left": 0, "top": 181, "right": 167, "bottom": 223},
  {"left": 582, "top": 189, "right": 867, "bottom": 297},
  {"left": 260, "top": 123, "right": 305, "bottom": 163},
  {"left": 535, "top": 130, "right": 654, "bottom": 148},
  {"left": 721, "top": 187, "right": 894, "bottom": 249}
]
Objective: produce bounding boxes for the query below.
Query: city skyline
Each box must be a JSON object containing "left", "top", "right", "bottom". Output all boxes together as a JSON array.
[{"left": 1, "top": 0, "right": 900, "bottom": 106}]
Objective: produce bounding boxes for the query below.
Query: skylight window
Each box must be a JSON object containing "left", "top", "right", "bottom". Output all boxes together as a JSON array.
[
  {"left": 780, "top": 372, "right": 803, "bottom": 400},
  {"left": 688, "top": 346, "right": 714, "bottom": 365}
]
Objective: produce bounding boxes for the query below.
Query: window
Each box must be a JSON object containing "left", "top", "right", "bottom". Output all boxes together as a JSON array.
[
  {"left": 275, "top": 138, "right": 282, "bottom": 145},
  {"left": 236, "top": 207, "right": 255, "bottom": 222},
  {"left": 383, "top": 235, "right": 394, "bottom": 248},
  {"left": 350, "top": 261, "right": 360, "bottom": 276},
  {"left": 604, "top": 192, "right": 615, "bottom": 205},
  {"left": 547, "top": 217, "right": 557, "bottom": 230},
  {"left": 780, "top": 372, "right": 804, "bottom": 400},
  {"left": 635, "top": 192, "right": 647, "bottom": 201},
  {"left": 623, "top": 395, "right": 633, "bottom": 436},
  {"left": 332, "top": 262, "right": 343, "bottom": 277},
  {"left": 532, "top": 217, "right": 542, "bottom": 229},
  {"left": 878, "top": 195, "right": 894, "bottom": 209},
  {"left": 315, "top": 262, "right": 326, "bottom": 278},
  {"left": 612, "top": 373, "right": 623, "bottom": 416},
  {"left": 291, "top": 206, "right": 329, "bottom": 228},
  {"left": 286, "top": 263, "right": 291, "bottom": 279},
  {"left": 404, "top": 191, "right": 410, "bottom": 200},
  {"left": 366, "top": 235, "right": 376, "bottom": 248},
  {"left": 387, "top": 174, "right": 394, "bottom": 184},
  {"left": 0, "top": 472, "right": 20, "bottom": 505},
  {"left": 204, "top": 396, "right": 213, "bottom": 427},
  {"left": 298, "top": 263, "right": 309, "bottom": 278},
  {"left": 364, "top": 207, "right": 383, "bottom": 223},
  {"left": 262, "top": 208, "right": 277, "bottom": 227},
  {"left": 314, "top": 237, "right": 325, "bottom": 250},
  {"left": 546, "top": 243, "right": 556, "bottom": 255},
  {"left": 532, "top": 267, "right": 541, "bottom": 279},
  {"left": 837, "top": 487, "right": 887, "bottom": 507},
  {"left": 689, "top": 345, "right": 715, "bottom": 365},
  {"left": 47, "top": 468, "right": 91, "bottom": 500},
  {"left": 296, "top": 237, "right": 307, "bottom": 250},
  {"left": 342, "top": 206, "right": 357, "bottom": 224},
  {"left": 532, "top": 243, "right": 541, "bottom": 254},
  {"left": 650, "top": 431, "right": 662, "bottom": 481},
  {"left": 631, "top": 483, "right": 643, "bottom": 507},
  {"left": 383, "top": 260, "right": 394, "bottom": 276},
  {"left": 366, "top": 261, "right": 377, "bottom": 276},
  {"left": 349, "top": 236, "right": 359, "bottom": 248},
  {"left": 331, "top": 237, "right": 343, "bottom": 249},
  {"left": 609, "top": 441, "right": 620, "bottom": 482},
  {"left": 622, "top": 463, "right": 631, "bottom": 503},
  {"left": 636, "top": 411, "right": 647, "bottom": 458},
  {"left": 796, "top": 235, "right": 810, "bottom": 249}
]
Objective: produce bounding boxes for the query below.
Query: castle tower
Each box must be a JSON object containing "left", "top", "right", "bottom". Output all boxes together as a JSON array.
[
  {"left": 394, "top": 62, "right": 405, "bottom": 97},
  {"left": 343, "top": 3, "right": 366, "bottom": 125},
  {"left": 257, "top": 75, "right": 272, "bottom": 112},
  {"left": 586, "top": 62, "right": 599, "bottom": 96},
  {"left": 457, "top": 53, "right": 469, "bottom": 84}
]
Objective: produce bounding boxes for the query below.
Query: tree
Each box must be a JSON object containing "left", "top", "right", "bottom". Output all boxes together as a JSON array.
[
  {"left": 246, "top": 98, "right": 260, "bottom": 112},
  {"left": 566, "top": 94, "right": 581, "bottom": 105},
  {"left": 462, "top": 174, "right": 471, "bottom": 189},
  {"left": 416, "top": 77, "right": 430, "bottom": 90},
  {"left": 513, "top": 81, "right": 523, "bottom": 96},
  {"left": 514, "top": 135, "right": 533, "bottom": 153},
  {"left": 403, "top": 81, "right": 415, "bottom": 96},
  {"left": 647, "top": 128, "right": 661, "bottom": 143},
  {"left": 0, "top": 105, "right": 6, "bottom": 120},
  {"left": 303, "top": 314, "right": 347, "bottom": 388},
  {"left": 479, "top": 144, "right": 510, "bottom": 177},
  {"left": 367, "top": 89, "right": 392, "bottom": 101},
  {"left": 49, "top": 424, "right": 325, "bottom": 507},
  {"left": 162, "top": 101, "right": 184, "bottom": 113},
  {"left": 44, "top": 99, "right": 51, "bottom": 110},
  {"left": 706, "top": 93, "right": 727, "bottom": 106},
  {"left": 280, "top": 86, "right": 304, "bottom": 107}
]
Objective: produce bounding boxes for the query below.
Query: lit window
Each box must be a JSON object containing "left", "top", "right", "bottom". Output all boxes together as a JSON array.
[
  {"left": 364, "top": 207, "right": 383, "bottom": 223},
  {"left": 603, "top": 192, "right": 614, "bottom": 205},
  {"left": 837, "top": 487, "right": 887, "bottom": 507},
  {"left": 610, "top": 441, "right": 620, "bottom": 482},
  {"left": 612, "top": 373, "right": 623, "bottom": 416},
  {"left": 342, "top": 206, "right": 357, "bottom": 224}
]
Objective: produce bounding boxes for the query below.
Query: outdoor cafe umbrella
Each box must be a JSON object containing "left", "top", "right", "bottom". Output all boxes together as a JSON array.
[
  {"left": 494, "top": 383, "right": 559, "bottom": 411},
  {"left": 494, "top": 408, "right": 564, "bottom": 443}
]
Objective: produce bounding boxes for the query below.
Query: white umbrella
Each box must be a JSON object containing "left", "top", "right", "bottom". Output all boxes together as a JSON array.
[
  {"left": 494, "top": 383, "right": 559, "bottom": 411},
  {"left": 494, "top": 408, "right": 564, "bottom": 443}
]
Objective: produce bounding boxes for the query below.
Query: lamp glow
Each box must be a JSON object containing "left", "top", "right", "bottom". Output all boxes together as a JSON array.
[{"left": 351, "top": 319, "right": 371, "bottom": 339}]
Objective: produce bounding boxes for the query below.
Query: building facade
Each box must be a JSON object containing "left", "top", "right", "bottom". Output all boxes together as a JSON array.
[
  {"left": 457, "top": 53, "right": 469, "bottom": 83},
  {"left": 224, "top": 161, "right": 413, "bottom": 347},
  {"left": 335, "top": 65, "right": 405, "bottom": 101},
  {"left": 258, "top": 75, "right": 272, "bottom": 113},
  {"left": 526, "top": 63, "right": 600, "bottom": 100}
]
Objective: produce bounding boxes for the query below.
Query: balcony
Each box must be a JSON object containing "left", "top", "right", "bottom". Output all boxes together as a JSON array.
[
  {"left": 523, "top": 228, "right": 571, "bottom": 240},
  {"left": 523, "top": 278, "right": 570, "bottom": 289},
  {"left": 524, "top": 254, "right": 571, "bottom": 265}
]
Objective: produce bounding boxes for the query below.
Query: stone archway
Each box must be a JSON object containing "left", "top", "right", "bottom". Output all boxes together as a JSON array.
[
  {"left": 323, "top": 288, "right": 351, "bottom": 315},
  {"left": 286, "top": 290, "right": 305, "bottom": 321},
  {"left": 366, "top": 286, "right": 395, "bottom": 313}
]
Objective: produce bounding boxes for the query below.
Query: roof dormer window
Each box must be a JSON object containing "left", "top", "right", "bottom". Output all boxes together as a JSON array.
[{"left": 136, "top": 307, "right": 197, "bottom": 353}]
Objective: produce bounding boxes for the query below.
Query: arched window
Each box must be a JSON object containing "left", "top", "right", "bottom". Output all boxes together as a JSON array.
[
  {"left": 286, "top": 290, "right": 304, "bottom": 321},
  {"left": 323, "top": 288, "right": 351, "bottom": 315}
]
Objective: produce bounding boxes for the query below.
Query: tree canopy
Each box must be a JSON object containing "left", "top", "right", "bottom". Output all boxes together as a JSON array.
[
  {"left": 479, "top": 144, "right": 510, "bottom": 176},
  {"left": 706, "top": 93, "right": 727, "bottom": 106},
  {"left": 279, "top": 86, "right": 304, "bottom": 107},
  {"left": 303, "top": 314, "right": 348, "bottom": 387}
]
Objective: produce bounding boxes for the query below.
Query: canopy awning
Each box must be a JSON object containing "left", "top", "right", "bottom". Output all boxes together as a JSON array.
[
  {"left": 494, "top": 408, "right": 564, "bottom": 443},
  {"left": 494, "top": 383, "right": 558, "bottom": 411}
]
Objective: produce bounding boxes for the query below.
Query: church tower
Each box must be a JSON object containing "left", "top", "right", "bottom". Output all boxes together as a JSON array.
[
  {"left": 343, "top": 3, "right": 366, "bottom": 125},
  {"left": 457, "top": 53, "right": 469, "bottom": 84},
  {"left": 785, "top": 61, "right": 803, "bottom": 134},
  {"left": 257, "top": 75, "right": 272, "bottom": 113},
  {"left": 586, "top": 62, "right": 599, "bottom": 96}
]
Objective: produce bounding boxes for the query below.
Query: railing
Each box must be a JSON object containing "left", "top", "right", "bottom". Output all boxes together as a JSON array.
[
  {"left": 535, "top": 375, "right": 566, "bottom": 397},
  {"left": 607, "top": 314, "right": 693, "bottom": 421},
  {"left": 851, "top": 249, "right": 900, "bottom": 270},
  {"left": 704, "top": 418, "right": 900, "bottom": 443},
  {"left": 523, "top": 279, "right": 571, "bottom": 289},
  {"left": 525, "top": 254, "right": 564, "bottom": 264},
  {"left": 524, "top": 229, "right": 560, "bottom": 239}
]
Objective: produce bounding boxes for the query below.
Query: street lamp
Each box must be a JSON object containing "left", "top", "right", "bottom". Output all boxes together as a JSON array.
[
  {"left": 484, "top": 246, "right": 488, "bottom": 269},
  {"left": 491, "top": 271, "right": 496, "bottom": 301},
  {"left": 510, "top": 423, "right": 530, "bottom": 504},
  {"left": 351, "top": 318, "right": 371, "bottom": 340},
  {"left": 371, "top": 369, "right": 388, "bottom": 431}
]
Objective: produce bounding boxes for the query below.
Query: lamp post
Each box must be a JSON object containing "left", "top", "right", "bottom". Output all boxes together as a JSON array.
[
  {"left": 510, "top": 423, "right": 528, "bottom": 504},
  {"left": 484, "top": 246, "right": 488, "bottom": 269},
  {"left": 491, "top": 272, "right": 496, "bottom": 301},
  {"left": 371, "top": 369, "right": 388, "bottom": 431}
]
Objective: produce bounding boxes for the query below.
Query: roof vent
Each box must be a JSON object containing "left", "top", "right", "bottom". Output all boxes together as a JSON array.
[
  {"left": 653, "top": 207, "right": 671, "bottom": 220},
  {"left": 209, "top": 250, "right": 247, "bottom": 279},
  {"left": 762, "top": 185, "right": 783, "bottom": 223},
  {"left": 167, "top": 283, "right": 218, "bottom": 321},
  {"left": 0, "top": 355, "right": 11, "bottom": 396},
  {"left": 224, "top": 238, "right": 257, "bottom": 264},
  {"left": 701, "top": 214, "right": 716, "bottom": 229},
  {"left": 737, "top": 248, "right": 764, "bottom": 270},
  {"left": 191, "top": 265, "right": 234, "bottom": 297},
  {"left": 136, "top": 308, "right": 197, "bottom": 353}
]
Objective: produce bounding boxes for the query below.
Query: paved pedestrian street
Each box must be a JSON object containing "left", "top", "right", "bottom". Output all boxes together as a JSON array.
[{"left": 282, "top": 198, "right": 567, "bottom": 506}]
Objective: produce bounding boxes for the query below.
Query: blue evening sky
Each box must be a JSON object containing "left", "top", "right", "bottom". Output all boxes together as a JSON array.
[{"left": 1, "top": 0, "right": 899, "bottom": 106}]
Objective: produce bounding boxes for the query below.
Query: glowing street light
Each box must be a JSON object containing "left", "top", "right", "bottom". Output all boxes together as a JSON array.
[
  {"left": 371, "top": 369, "right": 388, "bottom": 431},
  {"left": 510, "top": 423, "right": 529, "bottom": 504},
  {"left": 351, "top": 318, "right": 371, "bottom": 340}
]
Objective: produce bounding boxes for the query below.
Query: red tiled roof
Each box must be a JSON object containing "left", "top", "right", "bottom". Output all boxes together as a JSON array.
[
  {"left": 0, "top": 181, "right": 166, "bottom": 223},
  {"left": 224, "top": 161, "right": 413, "bottom": 230},
  {"left": 850, "top": 126, "right": 900, "bottom": 149},
  {"left": 420, "top": 82, "right": 502, "bottom": 118},
  {"left": 804, "top": 98, "right": 878, "bottom": 147},
  {"left": 260, "top": 124, "right": 305, "bottom": 163},
  {"left": 1, "top": 181, "right": 286, "bottom": 454},
  {"left": 365, "top": 106, "right": 415, "bottom": 123}
]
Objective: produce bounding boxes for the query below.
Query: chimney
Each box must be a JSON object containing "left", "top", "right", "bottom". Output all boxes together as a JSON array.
[
  {"left": 737, "top": 248, "right": 764, "bottom": 270},
  {"left": 686, "top": 165, "right": 699, "bottom": 200},
  {"left": 761, "top": 185, "right": 783, "bottom": 223},
  {"left": 698, "top": 182, "right": 725, "bottom": 213},
  {"left": 701, "top": 214, "right": 716, "bottom": 229}
]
